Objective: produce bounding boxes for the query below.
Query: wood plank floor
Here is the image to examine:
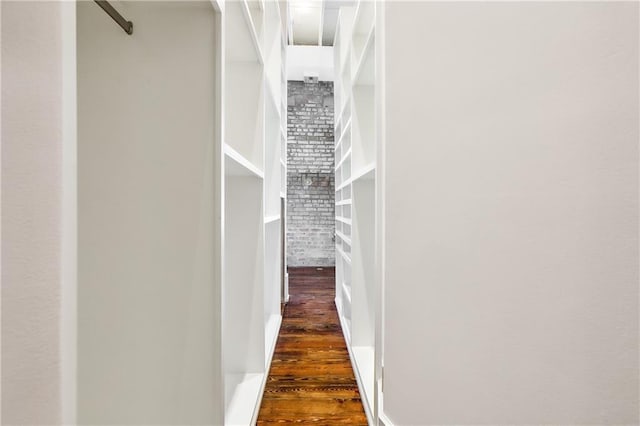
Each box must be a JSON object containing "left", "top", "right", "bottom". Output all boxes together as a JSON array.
[{"left": 257, "top": 267, "right": 368, "bottom": 425}]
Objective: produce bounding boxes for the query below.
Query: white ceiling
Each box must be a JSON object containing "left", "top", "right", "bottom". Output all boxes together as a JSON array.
[{"left": 289, "top": 0, "right": 353, "bottom": 46}]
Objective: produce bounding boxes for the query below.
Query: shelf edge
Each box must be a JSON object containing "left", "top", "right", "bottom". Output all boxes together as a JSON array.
[
  {"left": 335, "top": 118, "right": 352, "bottom": 150},
  {"left": 336, "top": 216, "right": 352, "bottom": 225},
  {"left": 335, "top": 147, "right": 352, "bottom": 171},
  {"left": 336, "top": 229, "right": 352, "bottom": 246},
  {"left": 264, "top": 215, "right": 280, "bottom": 224},
  {"left": 352, "top": 163, "right": 375, "bottom": 182},
  {"left": 224, "top": 143, "right": 264, "bottom": 179},
  {"left": 240, "top": 0, "right": 265, "bottom": 65},
  {"left": 353, "top": 22, "right": 375, "bottom": 86}
]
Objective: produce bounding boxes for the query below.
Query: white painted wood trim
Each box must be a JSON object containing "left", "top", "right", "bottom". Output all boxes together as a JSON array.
[
  {"left": 214, "top": 6, "right": 226, "bottom": 425},
  {"left": 352, "top": 163, "right": 375, "bottom": 182},
  {"left": 61, "top": 2, "right": 77, "bottom": 424},
  {"left": 264, "top": 214, "right": 280, "bottom": 224},
  {"left": 374, "top": 0, "right": 386, "bottom": 424},
  {"left": 224, "top": 143, "right": 265, "bottom": 178},
  {"left": 241, "top": 0, "right": 265, "bottom": 64},
  {"left": 353, "top": 23, "right": 375, "bottom": 85}
]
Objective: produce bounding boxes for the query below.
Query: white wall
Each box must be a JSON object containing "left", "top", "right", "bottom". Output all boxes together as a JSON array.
[
  {"left": 287, "top": 45, "right": 334, "bottom": 81},
  {"left": 1, "top": 2, "right": 75, "bottom": 424},
  {"left": 77, "top": 2, "right": 221, "bottom": 423},
  {"left": 383, "top": 2, "right": 638, "bottom": 424}
]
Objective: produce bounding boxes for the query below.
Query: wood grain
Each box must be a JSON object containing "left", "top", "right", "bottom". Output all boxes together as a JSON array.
[{"left": 257, "top": 267, "right": 368, "bottom": 425}]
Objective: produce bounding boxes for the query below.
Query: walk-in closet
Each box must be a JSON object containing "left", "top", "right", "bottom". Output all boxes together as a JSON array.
[{"left": 4, "top": 1, "right": 637, "bottom": 425}]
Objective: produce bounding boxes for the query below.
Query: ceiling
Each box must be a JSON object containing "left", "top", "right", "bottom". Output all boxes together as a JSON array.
[{"left": 288, "top": 0, "right": 353, "bottom": 46}]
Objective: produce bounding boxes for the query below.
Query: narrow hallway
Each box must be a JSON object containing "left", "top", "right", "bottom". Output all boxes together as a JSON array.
[{"left": 257, "top": 268, "right": 367, "bottom": 424}]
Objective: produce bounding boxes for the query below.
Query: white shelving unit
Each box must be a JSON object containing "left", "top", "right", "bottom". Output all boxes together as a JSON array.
[
  {"left": 223, "top": 2, "right": 265, "bottom": 424},
  {"left": 223, "top": 1, "right": 288, "bottom": 425},
  {"left": 333, "top": 2, "right": 378, "bottom": 424}
]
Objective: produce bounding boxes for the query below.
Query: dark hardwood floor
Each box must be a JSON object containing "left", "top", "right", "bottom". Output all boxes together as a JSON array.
[{"left": 257, "top": 267, "right": 368, "bottom": 424}]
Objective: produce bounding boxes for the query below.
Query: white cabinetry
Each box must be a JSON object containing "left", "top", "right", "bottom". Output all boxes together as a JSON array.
[
  {"left": 223, "top": 1, "right": 288, "bottom": 424},
  {"left": 333, "top": 2, "right": 379, "bottom": 424}
]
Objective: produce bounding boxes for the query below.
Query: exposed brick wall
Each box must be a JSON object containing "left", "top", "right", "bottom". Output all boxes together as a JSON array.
[{"left": 287, "top": 80, "right": 335, "bottom": 267}]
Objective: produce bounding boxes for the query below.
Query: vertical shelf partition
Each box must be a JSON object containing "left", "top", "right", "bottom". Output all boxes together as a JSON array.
[
  {"left": 334, "top": 1, "right": 378, "bottom": 424},
  {"left": 223, "top": 1, "right": 266, "bottom": 423},
  {"left": 263, "top": 0, "right": 285, "bottom": 374}
]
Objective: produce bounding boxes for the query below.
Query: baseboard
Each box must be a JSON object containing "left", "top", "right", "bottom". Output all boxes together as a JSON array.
[
  {"left": 376, "top": 382, "right": 394, "bottom": 426},
  {"left": 378, "top": 410, "right": 394, "bottom": 426}
]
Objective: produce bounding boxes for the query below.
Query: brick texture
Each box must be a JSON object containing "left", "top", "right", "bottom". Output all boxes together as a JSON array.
[{"left": 287, "top": 81, "right": 335, "bottom": 267}]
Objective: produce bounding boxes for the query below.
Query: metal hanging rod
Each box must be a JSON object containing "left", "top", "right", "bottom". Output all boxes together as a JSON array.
[{"left": 94, "top": 0, "right": 133, "bottom": 35}]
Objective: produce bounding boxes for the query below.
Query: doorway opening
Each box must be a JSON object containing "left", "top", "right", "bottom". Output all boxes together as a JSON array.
[{"left": 285, "top": 79, "right": 336, "bottom": 269}]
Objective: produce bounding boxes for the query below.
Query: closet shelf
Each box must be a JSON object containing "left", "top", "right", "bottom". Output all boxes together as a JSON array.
[
  {"left": 336, "top": 302, "right": 352, "bottom": 345},
  {"left": 336, "top": 118, "right": 352, "bottom": 150},
  {"left": 351, "top": 0, "right": 373, "bottom": 36},
  {"left": 335, "top": 148, "right": 352, "bottom": 171},
  {"left": 353, "top": 25, "right": 375, "bottom": 86},
  {"left": 336, "top": 216, "right": 352, "bottom": 225},
  {"left": 224, "top": 373, "right": 265, "bottom": 426},
  {"left": 336, "top": 230, "right": 352, "bottom": 246},
  {"left": 336, "top": 101, "right": 350, "bottom": 130},
  {"left": 336, "top": 179, "right": 351, "bottom": 192},
  {"left": 337, "top": 245, "right": 352, "bottom": 264},
  {"left": 342, "top": 281, "right": 352, "bottom": 304},
  {"left": 352, "top": 163, "right": 375, "bottom": 182},
  {"left": 224, "top": 144, "right": 264, "bottom": 178},
  {"left": 340, "top": 44, "right": 352, "bottom": 76},
  {"left": 240, "top": 0, "right": 265, "bottom": 64},
  {"left": 351, "top": 346, "right": 375, "bottom": 421},
  {"left": 264, "top": 215, "right": 280, "bottom": 224}
]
